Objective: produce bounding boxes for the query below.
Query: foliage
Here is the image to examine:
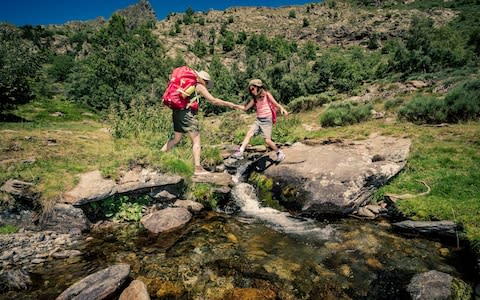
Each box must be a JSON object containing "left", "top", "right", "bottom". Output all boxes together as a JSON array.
[
  {"left": 0, "top": 224, "right": 19, "bottom": 234},
  {"left": 190, "top": 39, "right": 208, "bottom": 58},
  {"left": 67, "top": 14, "right": 169, "bottom": 110},
  {"left": 48, "top": 54, "right": 75, "bottom": 82},
  {"left": 89, "top": 194, "right": 150, "bottom": 222},
  {"left": 0, "top": 24, "right": 42, "bottom": 112},
  {"left": 384, "top": 97, "right": 404, "bottom": 111},
  {"left": 272, "top": 115, "right": 302, "bottom": 144},
  {"left": 191, "top": 183, "right": 218, "bottom": 209},
  {"left": 384, "top": 16, "right": 471, "bottom": 76},
  {"left": 107, "top": 96, "right": 171, "bottom": 139},
  {"left": 398, "top": 79, "right": 480, "bottom": 124},
  {"left": 287, "top": 93, "right": 331, "bottom": 113},
  {"left": 320, "top": 102, "right": 373, "bottom": 127},
  {"left": 311, "top": 47, "right": 378, "bottom": 94}
]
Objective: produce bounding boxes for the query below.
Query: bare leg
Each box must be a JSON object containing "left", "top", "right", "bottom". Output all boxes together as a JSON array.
[
  {"left": 161, "top": 132, "right": 183, "bottom": 152},
  {"left": 239, "top": 127, "right": 256, "bottom": 152},
  {"left": 188, "top": 131, "right": 202, "bottom": 168},
  {"left": 265, "top": 138, "right": 278, "bottom": 152}
]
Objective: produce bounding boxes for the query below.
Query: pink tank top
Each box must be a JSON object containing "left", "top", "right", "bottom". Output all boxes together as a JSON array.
[{"left": 255, "top": 94, "right": 272, "bottom": 119}]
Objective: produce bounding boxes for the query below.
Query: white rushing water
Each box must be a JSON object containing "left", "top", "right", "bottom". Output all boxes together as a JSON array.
[{"left": 232, "top": 182, "right": 335, "bottom": 241}]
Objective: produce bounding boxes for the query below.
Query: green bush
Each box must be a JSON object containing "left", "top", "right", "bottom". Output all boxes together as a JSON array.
[
  {"left": 398, "top": 80, "right": 480, "bottom": 124},
  {"left": 287, "top": 94, "right": 331, "bottom": 113},
  {"left": 107, "top": 97, "right": 171, "bottom": 139},
  {"left": 384, "top": 97, "right": 405, "bottom": 110},
  {"left": 320, "top": 102, "right": 373, "bottom": 127},
  {"left": 398, "top": 95, "right": 447, "bottom": 124},
  {"left": 444, "top": 79, "right": 480, "bottom": 122}
]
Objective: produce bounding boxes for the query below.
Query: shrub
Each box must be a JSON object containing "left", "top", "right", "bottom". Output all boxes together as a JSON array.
[
  {"left": 398, "top": 80, "right": 480, "bottom": 124},
  {"left": 444, "top": 79, "right": 480, "bottom": 122},
  {"left": 384, "top": 97, "right": 405, "bottom": 110},
  {"left": 107, "top": 97, "right": 171, "bottom": 139},
  {"left": 287, "top": 94, "right": 331, "bottom": 113},
  {"left": 320, "top": 102, "right": 373, "bottom": 127},
  {"left": 397, "top": 95, "right": 447, "bottom": 124}
]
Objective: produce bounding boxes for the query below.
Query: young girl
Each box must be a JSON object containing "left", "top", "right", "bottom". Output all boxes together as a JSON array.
[{"left": 233, "top": 79, "right": 289, "bottom": 162}]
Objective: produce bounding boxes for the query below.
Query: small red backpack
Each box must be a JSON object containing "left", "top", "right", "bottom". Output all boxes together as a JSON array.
[{"left": 162, "top": 66, "right": 199, "bottom": 111}]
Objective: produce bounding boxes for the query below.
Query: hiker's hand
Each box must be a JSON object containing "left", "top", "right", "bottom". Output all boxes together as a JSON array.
[{"left": 281, "top": 108, "right": 289, "bottom": 116}]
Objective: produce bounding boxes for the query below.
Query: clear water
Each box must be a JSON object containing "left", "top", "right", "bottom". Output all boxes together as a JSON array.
[{"left": 1, "top": 183, "right": 473, "bottom": 299}]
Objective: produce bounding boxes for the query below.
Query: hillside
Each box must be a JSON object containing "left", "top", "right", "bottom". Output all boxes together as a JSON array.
[{"left": 156, "top": 1, "right": 457, "bottom": 67}]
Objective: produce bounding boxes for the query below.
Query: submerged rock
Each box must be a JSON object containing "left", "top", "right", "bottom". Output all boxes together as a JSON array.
[
  {"left": 407, "top": 270, "right": 472, "bottom": 300},
  {"left": 56, "top": 264, "right": 130, "bottom": 300},
  {"left": 141, "top": 207, "right": 192, "bottom": 234}
]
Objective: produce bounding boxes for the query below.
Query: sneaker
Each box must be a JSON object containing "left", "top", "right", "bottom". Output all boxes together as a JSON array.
[
  {"left": 275, "top": 151, "right": 285, "bottom": 163},
  {"left": 232, "top": 149, "right": 244, "bottom": 159}
]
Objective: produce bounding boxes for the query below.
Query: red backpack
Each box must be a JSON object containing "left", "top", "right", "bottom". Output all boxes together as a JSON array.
[{"left": 162, "top": 66, "right": 199, "bottom": 111}]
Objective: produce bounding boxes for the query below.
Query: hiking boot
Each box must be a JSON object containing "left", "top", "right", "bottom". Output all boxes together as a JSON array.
[
  {"left": 275, "top": 150, "right": 285, "bottom": 163},
  {"left": 232, "top": 149, "right": 244, "bottom": 159}
]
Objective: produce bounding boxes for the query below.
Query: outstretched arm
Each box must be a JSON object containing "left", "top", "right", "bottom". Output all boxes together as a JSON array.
[
  {"left": 237, "top": 99, "right": 254, "bottom": 111},
  {"left": 267, "top": 92, "right": 289, "bottom": 116},
  {"left": 196, "top": 84, "right": 237, "bottom": 109}
]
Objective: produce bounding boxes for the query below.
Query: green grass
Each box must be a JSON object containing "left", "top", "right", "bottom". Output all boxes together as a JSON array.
[{"left": 0, "top": 224, "right": 19, "bottom": 234}]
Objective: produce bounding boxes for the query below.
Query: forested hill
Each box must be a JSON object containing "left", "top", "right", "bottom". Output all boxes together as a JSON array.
[{"left": 1, "top": 0, "right": 479, "bottom": 114}]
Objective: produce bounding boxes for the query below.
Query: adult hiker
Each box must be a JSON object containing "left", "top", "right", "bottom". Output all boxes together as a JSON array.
[
  {"left": 233, "top": 79, "right": 289, "bottom": 162},
  {"left": 161, "top": 66, "right": 241, "bottom": 175}
]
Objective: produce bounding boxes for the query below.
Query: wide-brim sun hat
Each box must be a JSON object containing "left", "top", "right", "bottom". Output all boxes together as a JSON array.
[
  {"left": 196, "top": 70, "right": 214, "bottom": 89},
  {"left": 248, "top": 79, "right": 264, "bottom": 88}
]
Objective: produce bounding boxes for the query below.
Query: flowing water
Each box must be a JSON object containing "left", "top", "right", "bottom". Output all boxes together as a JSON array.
[{"left": 1, "top": 182, "right": 474, "bottom": 299}]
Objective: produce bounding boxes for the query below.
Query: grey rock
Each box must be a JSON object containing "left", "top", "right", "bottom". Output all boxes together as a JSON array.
[
  {"left": 56, "top": 264, "right": 130, "bottom": 300},
  {"left": 407, "top": 270, "right": 472, "bottom": 300},
  {"left": 141, "top": 207, "right": 192, "bottom": 234},
  {"left": 262, "top": 135, "right": 411, "bottom": 216}
]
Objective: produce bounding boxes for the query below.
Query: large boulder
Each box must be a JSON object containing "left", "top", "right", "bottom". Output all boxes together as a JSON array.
[
  {"left": 262, "top": 135, "right": 411, "bottom": 216},
  {"left": 141, "top": 207, "right": 192, "bottom": 234}
]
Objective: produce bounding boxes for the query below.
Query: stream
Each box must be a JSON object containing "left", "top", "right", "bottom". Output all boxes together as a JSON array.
[{"left": 1, "top": 182, "right": 474, "bottom": 299}]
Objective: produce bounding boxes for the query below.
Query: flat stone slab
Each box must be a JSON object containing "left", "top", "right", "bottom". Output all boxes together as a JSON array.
[
  {"left": 56, "top": 264, "right": 130, "bottom": 300},
  {"left": 62, "top": 170, "right": 116, "bottom": 205},
  {"left": 141, "top": 207, "right": 192, "bottom": 234},
  {"left": 192, "top": 172, "right": 233, "bottom": 186}
]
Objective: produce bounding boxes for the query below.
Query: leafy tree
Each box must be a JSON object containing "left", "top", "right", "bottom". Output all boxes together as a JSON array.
[
  {"left": 190, "top": 39, "right": 208, "bottom": 58},
  {"left": 0, "top": 24, "right": 41, "bottom": 112},
  {"left": 202, "top": 56, "right": 238, "bottom": 114},
  {"left": 48, "top": 54, "right": 75, "bottom": 82},
  {"left": 221, "top": 31, "right": 235, "bottom": 52},
  {"left": 67, "top": 14, "right": 168, "bottom": 110}
]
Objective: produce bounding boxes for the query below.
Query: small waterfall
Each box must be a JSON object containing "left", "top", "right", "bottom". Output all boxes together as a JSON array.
[{"left": 232, "top": 182, "right": 335, "bottom": 241}]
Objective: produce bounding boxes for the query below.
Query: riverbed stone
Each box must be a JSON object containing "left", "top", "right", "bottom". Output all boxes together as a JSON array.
[
  {"left": 261, "top": 135, "right": 411, "bottom": 216},
  {"left": 141, "top": 207, "right": 192, "bottom": 234},
  {"left": 119, "top": 279, "right": 150, "bottom": 300},
  {"left": 406, "top": 270, "right": 472, "bottom": 300},
  {"left": 392, "top": 220, "right": 458, "bottom": 241},
  {"left": 56, "top": 263, "right": 130, "bottom": 300},
  {"left": 173, "top": 200, "right": 204, "bottom": 213},
  {"left": 40, "top": 203, "right": 90, "bottom": 233}
]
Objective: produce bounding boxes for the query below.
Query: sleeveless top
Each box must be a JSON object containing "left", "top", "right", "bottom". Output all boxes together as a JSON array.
[{"left": 255, "top": 93, "right": 272, "bottom": 119}]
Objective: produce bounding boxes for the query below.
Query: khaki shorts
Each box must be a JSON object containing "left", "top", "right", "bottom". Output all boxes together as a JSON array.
[
  {"left": 172, "top": 109, "right": 199, "bottom": 133},
  {"left": 250, "top": 117, "right": 273, "bottom": 139}
]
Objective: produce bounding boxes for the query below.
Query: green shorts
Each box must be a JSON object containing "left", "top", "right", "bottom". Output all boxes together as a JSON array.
[
  {"left": 250, "top": 117, "right": 273, "bottom": 139},
  {"left": 172, "top": 109, "right": 199, "bottom": 133}
]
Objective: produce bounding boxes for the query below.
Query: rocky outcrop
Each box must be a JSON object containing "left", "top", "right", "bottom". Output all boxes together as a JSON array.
[
  {"left": 62, "top": 169, "right": 183, "bottom": 206},
  {"left": 56, "top": 264, "right": 131, "bottom": 300},
  {"left": 261, "top": 135, "right": 411, "bottom": 216},
  {"left": 407, "top": 270, "right": 472, "bottom": 300}
]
